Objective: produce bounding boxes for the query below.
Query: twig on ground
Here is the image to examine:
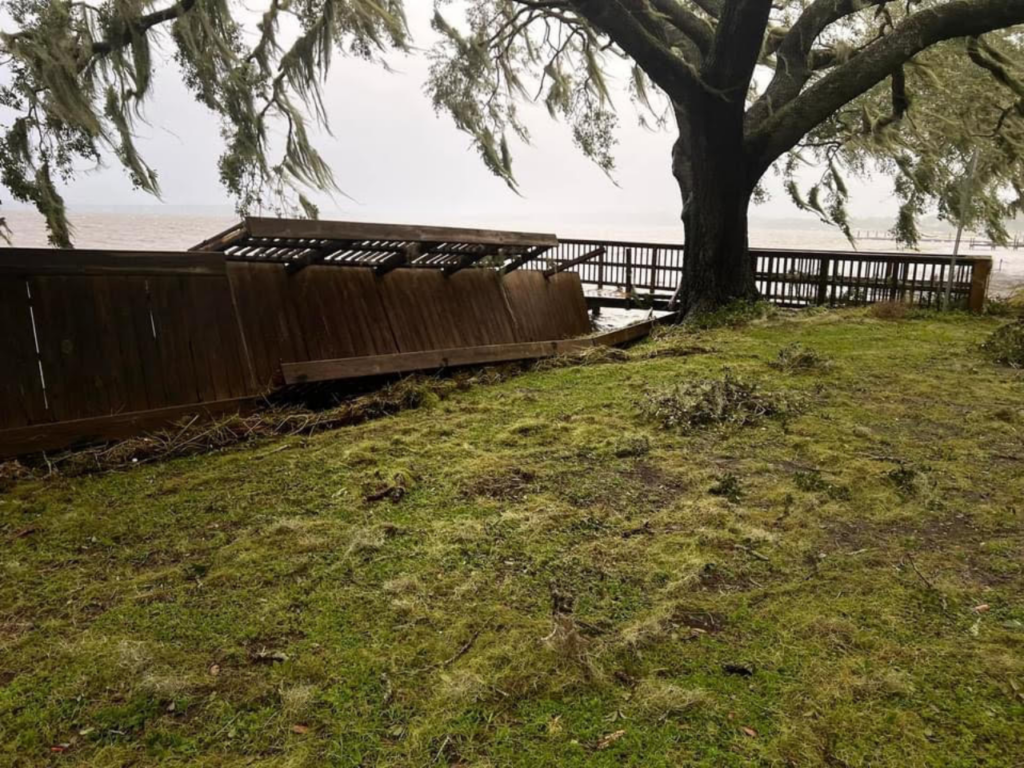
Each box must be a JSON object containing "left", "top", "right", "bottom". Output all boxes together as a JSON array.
[
  {"left": 735, "top": 544, "right": 771, "bottom": 563},
  {"left": 904, "top": 551, "right": 949, "bottom": 613}
]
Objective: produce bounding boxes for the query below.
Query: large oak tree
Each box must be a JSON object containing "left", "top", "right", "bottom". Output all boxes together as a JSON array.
[{"left": 3, "top": 1, "right": 1024, "bottom": 314}]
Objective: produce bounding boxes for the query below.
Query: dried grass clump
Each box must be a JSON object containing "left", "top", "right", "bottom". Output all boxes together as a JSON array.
[
  {"left": 769, "top": 343, "right": 833, "bottom": 373},
  {"left": 982, "top": 320, "right": 1024, "bottom": 368},
  {"left": 533, "top": 345, "right": 629, "bottom": 371},
  {"left": 868, "top": 301, "right": 912, "bottom": 320},
  {"left": 631, "top": 679, "right": 709, "bottom": 719},
  {"left": 637, "top": 371, "right": 797, "bottom": 433}
]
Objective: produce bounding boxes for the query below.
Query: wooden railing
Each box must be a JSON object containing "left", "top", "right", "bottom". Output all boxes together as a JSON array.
[{"left": 543, "top": 240, "right": 993, "bottom": 312}]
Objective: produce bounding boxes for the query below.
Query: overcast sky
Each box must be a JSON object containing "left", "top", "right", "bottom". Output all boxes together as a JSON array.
[{"left": 3, "top": 2, "right": 903, "bottom": 238}]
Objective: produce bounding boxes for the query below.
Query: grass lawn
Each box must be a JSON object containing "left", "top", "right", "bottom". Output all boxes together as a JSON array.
[{"left": 2, "top": 308, "right": 1023, "bottom": 767}]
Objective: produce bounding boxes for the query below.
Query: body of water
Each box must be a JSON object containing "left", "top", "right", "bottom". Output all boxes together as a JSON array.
[{"left": 4, "top": 208, "right": 1022, "bottom": 296}]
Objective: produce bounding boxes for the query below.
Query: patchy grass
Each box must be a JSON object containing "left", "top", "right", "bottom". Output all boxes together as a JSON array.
[{"left": 2, "top": 308, "right": 1024, "bottom": 767}]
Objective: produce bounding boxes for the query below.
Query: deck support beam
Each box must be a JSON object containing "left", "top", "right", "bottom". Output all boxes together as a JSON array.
[
  {"left": 543, "top": 247, "right": 606, "bottom": 279},
  {"left": 500, "top": 245, "right": 555, "bottom": 275},
  {"left": 443, "top": 246, "right": 502, "bottom": 277}
]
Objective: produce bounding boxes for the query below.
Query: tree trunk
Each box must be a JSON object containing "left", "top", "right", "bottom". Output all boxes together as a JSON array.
[{"left": 672, "top": 103, "right": 759, "bottom": 317}]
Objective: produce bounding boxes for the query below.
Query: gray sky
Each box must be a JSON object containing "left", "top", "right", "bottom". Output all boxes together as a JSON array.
[{"left": 8, "top": 2, "right": 902, "bottom": 237}]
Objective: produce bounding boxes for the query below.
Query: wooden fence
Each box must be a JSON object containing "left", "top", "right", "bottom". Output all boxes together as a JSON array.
[
  {"left": 0, "top": 249, "right": 589, "bottom": 457},
  {"left": 546, "top": 240, "right": 992, "bottom": 312},
  {"left": 0, "top": 233, "right": 996, "bottom": 458}
]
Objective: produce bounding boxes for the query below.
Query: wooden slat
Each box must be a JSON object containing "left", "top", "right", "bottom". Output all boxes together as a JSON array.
[
  {"left": 28, "top": 276, "right": 109, "bottom": 422},
  {"left": 501, "top": 271, "right": 591, "bottom": 342},
  {"left": 0, "top": 249, "right": 227, "bottom": 276},
  {"left": 244, "top": 217, "right": 558, "bottom": 249},
  {"left": 292, "top": 266, "right": 399, "bottom": 361},
  {"left": 378, "top": 269, "right": 518, "bottom": 352},
  {"left": 226, "top": 262, "right": 311, "bottom": 389},
  {"left": 0, "top": 278, "right": 48, "bottom": 428},
  {"left": 150, "top": 277, "right": 203, "bottom": 406},
  {"left": 281, "top": 319, "right": 658, "bottom": 385}
]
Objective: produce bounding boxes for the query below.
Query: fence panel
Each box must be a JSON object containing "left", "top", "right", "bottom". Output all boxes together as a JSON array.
[
  {"left": 501, "top": 271, "right": 592, "bottom": 342},
  {"left": 0, "top": 278, "right": 48, "bottom": 428},
  {"left": 378, "top": 268, "right": 519, "bottom": 352}
]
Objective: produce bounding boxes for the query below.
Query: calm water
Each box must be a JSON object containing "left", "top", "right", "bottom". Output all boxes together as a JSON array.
[{"left": 5, "top": 209, "right": 1022, "bottom": 296}]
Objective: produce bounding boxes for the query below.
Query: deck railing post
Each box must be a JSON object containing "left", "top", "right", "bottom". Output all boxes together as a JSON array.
[
  {"left": 650, "top": 248, "right": 659, "bottom": 297},
  {"left": 816, "top": 256, "right": 830, "bottom": 306},
  {"left": 968, "top": 259, "right": 992, "bottom": 313},
  {"left": 625, "top": 248, "right": 633, "bottom": 309}
]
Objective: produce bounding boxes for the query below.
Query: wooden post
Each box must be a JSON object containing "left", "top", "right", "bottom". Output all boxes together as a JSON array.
[
  {"left": 968, "top": 259, "right": 992, "bottom": 313},
  {"left": 650, "top": 248, "right": 659, "bottom": 297},
  {"left": 625, "top": 248, "right": 633, "bottom": 309},
  {"left": 816, "top": 256, "right": 830, "bottom": 306},
  {"left": 597, "top": 251, "right": 605, "bottom": 290}
]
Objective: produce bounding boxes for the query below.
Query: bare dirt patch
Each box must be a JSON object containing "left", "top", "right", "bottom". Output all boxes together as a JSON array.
[{"left": 463, "top": 468, "right": 537, "bottom": 502}]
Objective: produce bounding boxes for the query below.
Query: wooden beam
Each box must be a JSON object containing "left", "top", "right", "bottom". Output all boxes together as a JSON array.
[
  {"left": 244, "top": 217, "right": 558, "bottom": 249},
  {"left": 280, "top": 320, "right": 657, "bottom": 385},
  {"left": 543, "top": 247, "right": 606, "bottom": 278},
  {"left": 0, "top": 250, "right": 227, "bottom": 277},
  {"left": 443, "top": 246, "right": 500, "bottom": 277},
  {"left": 500, "top": 245, "right": 555, "bottom": 275},
  {"left": 285, "top": 242, "right": 349, "bottom": 275},
  {"left": 376, "top": 244, "right": 419, "bottom": 276},
  {"left": 0, "top": 397, "right": 256, "bottom": 459},
  {"left": 189, "top": 222, "right": 248, "bottom": 252},
  {"left": 968, "top": 258, "right": 993, "bottom": 313}
]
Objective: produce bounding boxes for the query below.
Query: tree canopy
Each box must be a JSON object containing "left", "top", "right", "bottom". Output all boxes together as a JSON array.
[
  {"left": 3, "top": 0, "right": 1024, "bottom": 249},
  {"left": 0, "top": 0, "right": 406, "bottom": 246},
  {"left": 427, "top": 1, "right": 1024, "bottom": 247}
]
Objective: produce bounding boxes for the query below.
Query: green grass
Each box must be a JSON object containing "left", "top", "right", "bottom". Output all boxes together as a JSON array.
[{"left": 2, "top": 309, "right": 1023, "bottom": 767}]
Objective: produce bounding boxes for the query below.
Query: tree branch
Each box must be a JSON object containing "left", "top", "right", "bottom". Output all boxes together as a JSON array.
[
  {"left": 90, "top": 0, "right": 198, "bottom": 57},
  {"left": 690, "top": 0, "right": 723, "bottom": 18},
  {"left": 647, "top": 0, "right": 714, "bottom": 54},
  {"left": 704, "top": 0, "right": 773, "bottom": 96},
  {"left": 747, "top": 0, "right": 1024, "bottom": 174},
  {"left": 747, "top": 0, "right": 892, "bottom": 130},
  {"left": 568, "top": 0, "right": 702, "bottom": 99}
]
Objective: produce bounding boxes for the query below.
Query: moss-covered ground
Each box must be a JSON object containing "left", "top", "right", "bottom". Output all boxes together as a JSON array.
[{"left": 2, "top": 309, "right": 1023, "bottom": 767}]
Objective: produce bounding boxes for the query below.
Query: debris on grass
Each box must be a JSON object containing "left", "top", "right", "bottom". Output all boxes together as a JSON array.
[
  {"left": 886, "top": 464, "right": 921, "bottom": 498},
  {"left": 611, "top": 434, "right": 651, "bottom": 459},
  {"left": 533, "top": 345, "right": 630, "bottom": 371},
  {"left": 3, "top": 370, "right": 514, "bottom": 480},
  {"left": 769, "top": 343, "right": 833, "bottom": 373},
  {"left": 463, "top": 467, "right": 536, "bottom": 501},
  {"left": 595, "top": 729, "right": 627, "bottom": 751},
  {"left": 794, "top": 469, "right": 851, "bottom": 501},
  {"left": 985, "top": 288, "right": 1024, "bottom": 318},
  {"left": 982, "top": 320, "right": 1024, "bottom": 367},
  {"left": 686, "top": 300, "right": 776, "bottom": 331},
  {"left": 637, "top": 370, "right": 797, "bottom": 433},
  {"left": 709, "top": 473, "right": 743, "bottom": 502},
  {"left": 722, "top": 663, "right": 755, "bottom": 677},
  {"left": 364, "top": 470, "right": 412, "bottom": 504}
]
